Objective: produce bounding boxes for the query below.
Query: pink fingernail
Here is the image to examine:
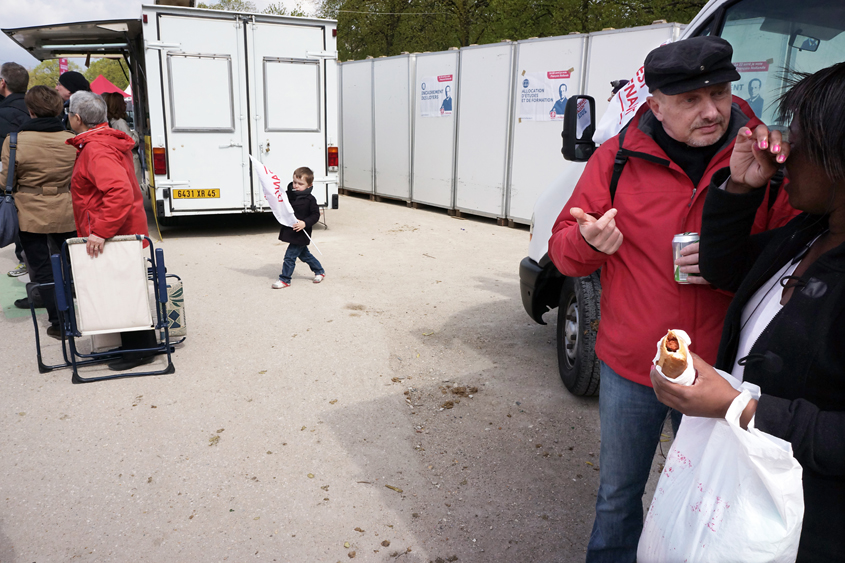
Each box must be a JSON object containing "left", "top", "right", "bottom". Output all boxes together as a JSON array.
[
  {"left": 777, "top": 155, "right": 786, "bottom": 163},
  {"left": 773, "top": 144, "right": 780, "bottom": 152},
  {"left": 760, "top": 140, "right": 768, "bottom": 149}
]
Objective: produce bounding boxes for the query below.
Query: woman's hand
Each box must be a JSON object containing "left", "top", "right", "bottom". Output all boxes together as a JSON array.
[
  {"left": 728, "top": 125, "right": 790, "bottom": 192},
  {"left": 650, "top": 353, "right": 741, "bottom": 419},
  {"left": 86, "top": 234, "right": 105, "bottom": 258}
]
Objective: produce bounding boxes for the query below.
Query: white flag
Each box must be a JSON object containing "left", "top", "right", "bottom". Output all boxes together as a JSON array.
[{"left": 250, "top": 156, "right": 297, "bottom": 227}]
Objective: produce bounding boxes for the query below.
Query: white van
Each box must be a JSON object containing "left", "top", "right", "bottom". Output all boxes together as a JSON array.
[
  {"left": 520, "top": 0, "right": 845, "bottom": 395},
  {"left": 3, "top": 2, "right": 340, "bottom": 223}
]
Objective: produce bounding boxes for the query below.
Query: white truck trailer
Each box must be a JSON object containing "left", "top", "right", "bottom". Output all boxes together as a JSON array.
[
  {"left": 3, "top": 2, "right": 340, "bottom": 223},
  {"left": 520, "top": 0, "right": 845, "bottom": 395}
]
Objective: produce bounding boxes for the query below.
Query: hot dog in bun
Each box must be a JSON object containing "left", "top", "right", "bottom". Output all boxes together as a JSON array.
[{"left": 657, "top": 330, "right": 690, "bottom": 379}]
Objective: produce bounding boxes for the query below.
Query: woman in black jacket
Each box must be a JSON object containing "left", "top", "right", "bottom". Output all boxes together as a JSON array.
[{"left": 650, "top": 63, "right": 845, "bottom": 562}]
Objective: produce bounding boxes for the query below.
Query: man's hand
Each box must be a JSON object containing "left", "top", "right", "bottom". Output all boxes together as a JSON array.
[
  {"left": 570, "top": 207, "right": 623, "bottom": 255},
  {"left": 86, "top": 234, "right": 105, "bottom": 258},
  {"left": 292, "top": 220, "right": 306, "bottom": 232},
  {"left": 674, "top": 242, "right": 709, "bottom": 285},
  {"left": 728, "top": 125, "right": 790, "bottom": 193}
]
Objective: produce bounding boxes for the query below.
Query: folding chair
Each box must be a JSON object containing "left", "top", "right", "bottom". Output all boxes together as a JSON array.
[{"left": 29, "top": 235, "right": 180, "bottom": 383}]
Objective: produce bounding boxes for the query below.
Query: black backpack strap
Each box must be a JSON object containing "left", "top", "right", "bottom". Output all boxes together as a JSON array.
[
  {"left": 767, "top": 166, "right": 785, "bottom": 211},
  {"left": 609, "top": 126, "right": 629, "bottom": 205},
  {"left": 608, "top": 125, "right": 672, "bottom": 205},
  {"left": 5, "top": 132, "right": 17, "bottom": 196}
]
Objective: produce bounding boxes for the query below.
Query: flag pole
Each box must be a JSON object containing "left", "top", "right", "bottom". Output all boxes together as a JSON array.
[{"left": 301, "top": 229, "right": 323, "bottom": 256}]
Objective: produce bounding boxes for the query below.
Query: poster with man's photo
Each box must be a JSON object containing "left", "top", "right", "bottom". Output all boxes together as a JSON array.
[
  {"left": 419, "top": 75, "right": 454, "bottom": 117},
  {"left": 519, "top": 70, "right": 571, "bottom": 121},
  {"left": 732, "top": 61, "right": 769, "bottom": 119}
]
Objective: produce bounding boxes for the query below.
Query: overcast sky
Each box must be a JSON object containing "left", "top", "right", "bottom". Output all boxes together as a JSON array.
[{"left": 0, "top": 0, "right": 311, "bottom": 69}]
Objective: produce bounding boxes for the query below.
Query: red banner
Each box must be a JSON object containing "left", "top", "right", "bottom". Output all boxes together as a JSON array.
[
  {"left": 59, "top": 58, "right": 69, "bottom": 74},
  {"left": 547, "top": 70, "right": 571, "bottom": 80},
  {"left": 734, "top": 61, "right": 769, "bottom": 73}
]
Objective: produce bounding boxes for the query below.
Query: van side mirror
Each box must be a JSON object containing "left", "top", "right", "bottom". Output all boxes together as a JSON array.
[{"left": 561, "top": 95, "right": 596, "bottom": 162}]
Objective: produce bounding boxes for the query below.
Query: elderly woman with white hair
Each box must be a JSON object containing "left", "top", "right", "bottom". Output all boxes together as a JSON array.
[{"left": 66, "top": 90, "right": 155, "bottom": 371}]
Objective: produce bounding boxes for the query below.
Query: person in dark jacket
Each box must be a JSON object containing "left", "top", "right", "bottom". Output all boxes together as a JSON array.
[
  {"left": 0, "top": 62, "right": 29, "bottom": 144},
  {"left": 272, "top": 166, "right": 325, "bottom": 288},
  {"left": 650, "top": 62, "right": 845, "bottom": 562},
  {"left": 55, "top": 71, "right": 90, "bottom": 131},
  {"left": 0, "top": 62, "right": 31, "bottom": 278}
]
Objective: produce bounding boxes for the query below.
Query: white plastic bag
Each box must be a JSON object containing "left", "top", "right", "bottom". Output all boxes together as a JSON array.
[{"left": 638, "top": 372, "right": 804, "bottom": 563}]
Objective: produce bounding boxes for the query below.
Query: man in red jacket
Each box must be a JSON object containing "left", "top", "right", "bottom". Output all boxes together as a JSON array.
[
  {"left": 67, "top": 90, "right": 155, "bottom": 371},
  {"left": 548, "top": 37, "right": 797, "bottom": 562}
]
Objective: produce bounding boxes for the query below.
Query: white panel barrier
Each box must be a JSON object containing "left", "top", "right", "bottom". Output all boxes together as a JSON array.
[
  {"left": 506, "top": 35, "right": 587, "bottom": 224},
  {"left": 454, "top": 42, "right": 516, "bottom": 218},
  {"left": 411, "top": 51, "right": 459, "bottom": 209},
  {"left": 373, "top": 54, "right": 413, "bottom": 200},
  {"left": 337, "top": 22, "right": 685, "bottom": 218},
  {"left": 584, "top": 23, "right": 684, "bottom": 122},
  {"left": 340, "top": 59, "right": 374, "bottom": 193}
]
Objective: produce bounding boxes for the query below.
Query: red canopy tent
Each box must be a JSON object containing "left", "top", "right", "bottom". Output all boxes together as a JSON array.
[{"left": 89, "top": 75, "right": 131, "bottom": 99}]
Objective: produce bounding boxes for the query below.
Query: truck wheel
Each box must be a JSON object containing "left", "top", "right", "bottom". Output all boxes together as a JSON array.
[{"left": 556, "top": 272, "right": 601, "bottom": 397}]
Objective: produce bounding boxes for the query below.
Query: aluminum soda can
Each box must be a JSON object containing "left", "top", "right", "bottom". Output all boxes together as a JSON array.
[{"left": 673, "top": 232, "right": 700, "bottom": 284}]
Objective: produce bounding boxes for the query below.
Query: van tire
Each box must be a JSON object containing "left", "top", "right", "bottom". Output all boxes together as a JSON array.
[{"left": 556, "top": 272, "right": 601, "bottom": 397}]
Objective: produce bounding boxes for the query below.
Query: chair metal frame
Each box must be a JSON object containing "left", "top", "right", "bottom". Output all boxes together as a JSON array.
[{"left": 30, "top": 235, "right": 179, "bottom": 383}]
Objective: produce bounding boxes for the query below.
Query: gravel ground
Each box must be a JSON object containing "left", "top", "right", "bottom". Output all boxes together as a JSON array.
[{"left": 0, "top": 194, "right": 669, "bottom": 562}]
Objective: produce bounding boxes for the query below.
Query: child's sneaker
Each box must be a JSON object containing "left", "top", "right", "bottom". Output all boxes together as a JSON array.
[
  {"left": 313, "top": 274, "right": 325, "bottom": 284},
  {"left": 272, "top": 280, "right": 290, "bottom": 289}
]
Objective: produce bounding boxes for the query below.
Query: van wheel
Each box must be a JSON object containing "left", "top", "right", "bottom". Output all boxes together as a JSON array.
[{"left": 556, "top": 272, "right": 602, "bottom": 397}]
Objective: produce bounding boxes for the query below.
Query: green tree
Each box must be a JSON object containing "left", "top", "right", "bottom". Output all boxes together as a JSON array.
[
  {"left": 197, "top": 0, "right": 258, "bottom": 11},
  {"left": 264, "top": 1, "right": 311, "bottom": 16},
  {"left": 84, "top": 58, "right": 131, "bottom": 90},
  {"left": 318, "top": 0, "right": 708, "bottom": 61},
  {"left": 28, "top": 59, "right": 83, "bottom": 89}
]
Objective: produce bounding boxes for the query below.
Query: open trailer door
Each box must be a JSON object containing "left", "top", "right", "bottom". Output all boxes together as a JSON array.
[{"left": 147, "top": 11, "right": 253, "bottom": 214}]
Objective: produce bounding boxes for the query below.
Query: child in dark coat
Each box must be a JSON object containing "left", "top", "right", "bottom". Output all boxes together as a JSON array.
[{"left": 272, "top": 167, "right": 325, "bottom": 288}]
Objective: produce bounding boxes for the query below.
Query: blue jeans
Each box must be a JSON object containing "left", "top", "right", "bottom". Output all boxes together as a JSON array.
[
  {"left": 280, "top": 244, "right": 324, "bottom": 283},
  {"left": 586, "top": 361, "right": 682, "bottom": 563}
]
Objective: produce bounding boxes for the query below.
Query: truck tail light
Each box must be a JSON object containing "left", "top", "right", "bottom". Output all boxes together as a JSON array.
[
  {"left": 327, "top": 146, "right": 338, "bottom": 169},
  {"left": 153, "top": 147, "right": 167, "bottom": 175}
]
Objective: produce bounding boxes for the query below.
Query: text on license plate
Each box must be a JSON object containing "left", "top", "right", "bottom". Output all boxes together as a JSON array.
[{"left": 172, "top": 189, "right": 220, "bottom": 199}]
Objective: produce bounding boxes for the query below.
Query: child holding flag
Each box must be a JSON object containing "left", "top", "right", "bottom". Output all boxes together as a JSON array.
[{"left": 272, "top": 167, "right": 325, "bottom": 288}]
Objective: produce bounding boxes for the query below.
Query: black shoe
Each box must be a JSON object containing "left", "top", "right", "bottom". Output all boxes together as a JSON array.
[
  {"left": 46, "top": 324, "right": 63, "bottom": 340},
  {"left": 107, "top": 356, "right": 155, "bottom": 372},
  {"left": 15, "top": 297, "right": 44, "bottom": 309}
]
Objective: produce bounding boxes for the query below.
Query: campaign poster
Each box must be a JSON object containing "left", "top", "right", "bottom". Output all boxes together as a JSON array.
[
  {"left": 519, "top": 70, "right": 571, "bottom": 121},
  {"left": 419, "top": 74, "right": 454, "bottom": 118},
  {"left": 732, "top": 61, "right": 769, "bottom": 118}
]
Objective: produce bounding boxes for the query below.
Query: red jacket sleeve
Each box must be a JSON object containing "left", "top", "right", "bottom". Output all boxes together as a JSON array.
[
  {"left": 764, "top": 177, "right": 799, "bottom": 229},
  {"left": 86, "top": 151, "right": 136, "bottom": 239},
  {"left": 548, "top": 141, "right": 617, "bottom": 277}
]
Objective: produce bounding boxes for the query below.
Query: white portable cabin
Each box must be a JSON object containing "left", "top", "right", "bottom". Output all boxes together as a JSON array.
[
  {"left": 338, "top": 59, "right": 374, "bottom": 194},
  {"left": 372, "top": 54, "right": 413, "bottom": 200},
  {"left": 505, "top": 35, "right": 587, "bottom": 224},
  {"left": 454, "top": 42, "right": 517, "bottom": 219},
  {"left": 411, "top": 50, "right": 460, "bottom": 209},
  {"left": 3, "top": 4, "right": 340, "bottom": 221}
]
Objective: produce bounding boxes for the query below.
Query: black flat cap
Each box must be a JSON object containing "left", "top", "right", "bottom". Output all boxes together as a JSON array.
[
  {"left": 644, "top": 36, "right": 740, "bottom": 95},
  {"left": 58, "top": 71, "right": 91, "bottom": 94}
]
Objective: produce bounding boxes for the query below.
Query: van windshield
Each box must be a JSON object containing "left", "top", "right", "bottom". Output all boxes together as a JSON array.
[{"left": 715, "top": 0, "right": 845, "bottom": 125}]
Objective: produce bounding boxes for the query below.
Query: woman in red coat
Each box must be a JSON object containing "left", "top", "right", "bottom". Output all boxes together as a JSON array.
[{"left": 67, "top": 91, "right": 155, "bottom": 371}]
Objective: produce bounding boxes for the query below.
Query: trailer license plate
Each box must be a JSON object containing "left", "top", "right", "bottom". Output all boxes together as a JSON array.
[{"left": 172, "top": 189, "right": 220, "bottom": 199}]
